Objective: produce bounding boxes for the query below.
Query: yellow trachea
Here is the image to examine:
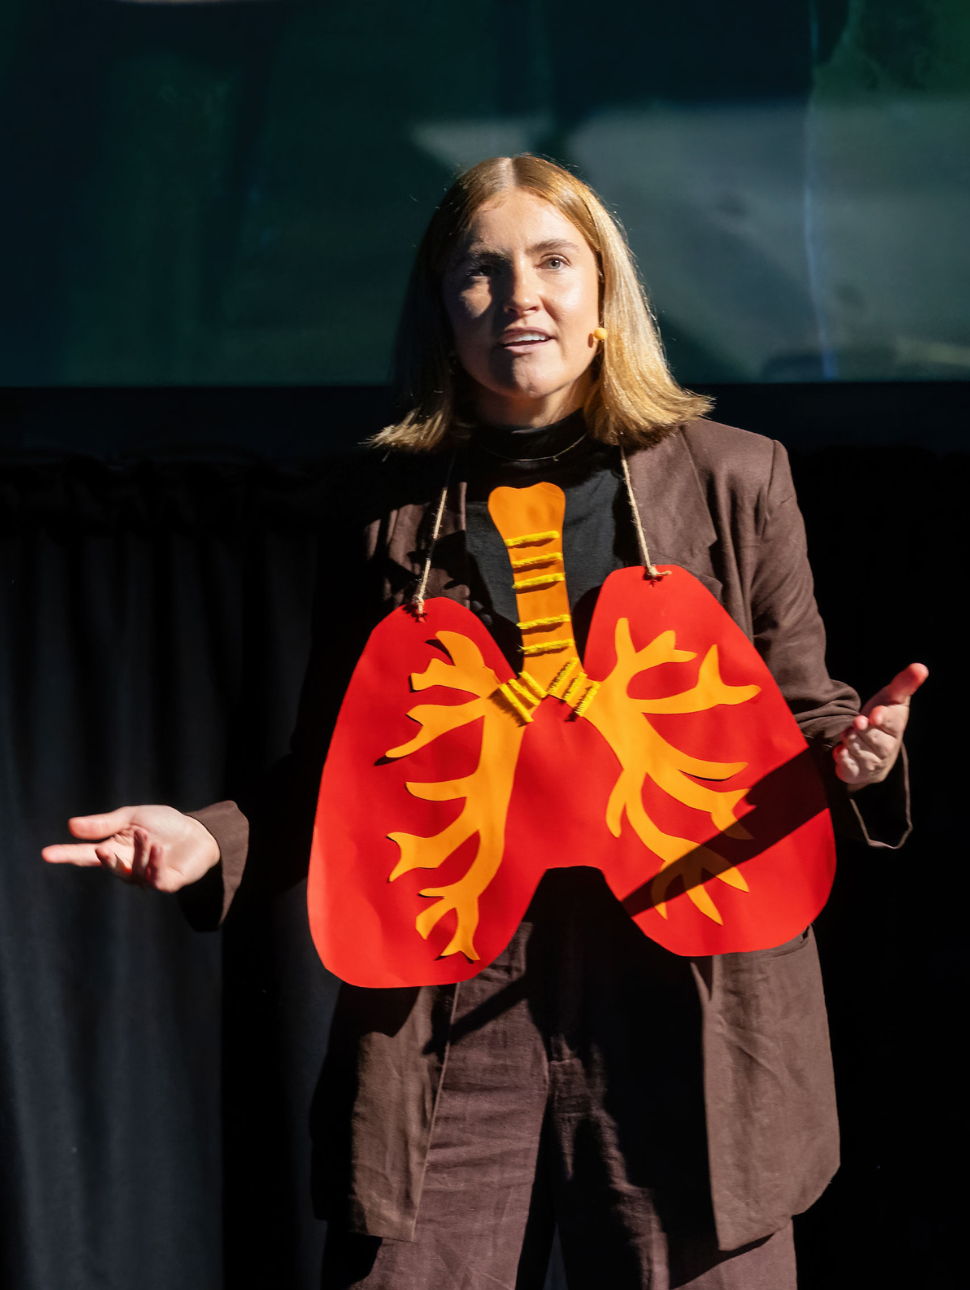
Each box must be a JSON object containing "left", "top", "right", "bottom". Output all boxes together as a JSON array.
[
  {"left": 487, "top": 482, "right": 577, "bottom": 689},
  {"left": 485, "top": 483, "right": 599, "bottom": 720}
]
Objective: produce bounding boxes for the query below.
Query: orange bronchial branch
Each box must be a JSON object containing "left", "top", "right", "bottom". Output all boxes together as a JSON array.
[
  {"left": 583, "top": 621, "right": 761, "bottom": 923},
  {"left": 384, "top": 631, "right": 527, "bottom": 960}
]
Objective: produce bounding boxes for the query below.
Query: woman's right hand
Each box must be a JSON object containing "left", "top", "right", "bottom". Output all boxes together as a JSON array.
[{"left": 42, "top": 805, "right": 221, "bottom": 892}]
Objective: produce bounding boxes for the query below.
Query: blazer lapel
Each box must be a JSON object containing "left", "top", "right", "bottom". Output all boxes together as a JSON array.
[{"left": 625, "top": 429, "right": 721, "bottom": 597}]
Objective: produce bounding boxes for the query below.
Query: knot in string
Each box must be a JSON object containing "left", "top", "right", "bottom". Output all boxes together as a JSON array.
[{"left": 620, "top": 449, "right": 668, "bottom": 581}]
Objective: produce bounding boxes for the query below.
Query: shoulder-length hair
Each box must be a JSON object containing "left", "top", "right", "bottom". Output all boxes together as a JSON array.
[{"left": 373, "top": 154, "right": 712, "bottom": 453}]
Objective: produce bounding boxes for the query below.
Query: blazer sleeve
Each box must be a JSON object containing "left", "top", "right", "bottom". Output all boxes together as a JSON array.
[
  {"left": 176, "top": 800, "right": 250, "bottom": 931},
  {"left": 751, "top": 440, "right": 910, "bottom": 849}
]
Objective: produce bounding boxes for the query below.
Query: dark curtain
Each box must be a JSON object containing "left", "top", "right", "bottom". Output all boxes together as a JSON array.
[
  {"left": 0, "top": 420, "right": 962, "bottom": 1289},
  {"left": 0, "top": 457, "right": 342, "bottom": 1290}
]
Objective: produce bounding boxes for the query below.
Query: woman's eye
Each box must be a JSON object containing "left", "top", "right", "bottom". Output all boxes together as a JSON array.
[{"left": 544, "top": 256, "right": 566, "bottom": 270}]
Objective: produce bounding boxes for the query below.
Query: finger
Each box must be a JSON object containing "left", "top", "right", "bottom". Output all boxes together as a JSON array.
[
  {"left": 861, "top": 664, "right": 928, "bottom": 718},
  {"left": 866, "top": 704, "right": 908, "bottom": 740},
  {"left": 833, "top": 744, "right": 861, "bottom": 783},
  {"left": 844, "top": 726, "right": 897, "bottom": 760},
  {"left": 884, "top": 662, "right": 928, "bottom": 705},
  {"left": 860, "top": 695, "right": 908, "bottom": 732},
  {"left": 42, "top": 843, "right": 104, "bottom": 866},
  {"left": 839, "top": 737, "right": 884, "bottom": 777},
  {"left": 95, "top": 843, "right": 135, "bottom": 882},
  {"left": 69, "top": 807, "right": 138, "bottom": 840},
  {"left": 838, "top": 717, "right": 876, "bottom": 747},
  {"left": 144, "top": 841, "right": 164, "bottom": 889},
  {"left": 130, "top": 828, "right": 152, "bottom": 884}
]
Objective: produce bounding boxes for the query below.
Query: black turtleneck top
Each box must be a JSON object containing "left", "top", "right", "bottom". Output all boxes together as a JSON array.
[{"left": 460, "top": 410, "right": 639, "bottom": 668}]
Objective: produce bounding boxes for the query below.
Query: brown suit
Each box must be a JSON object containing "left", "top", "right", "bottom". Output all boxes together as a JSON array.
[{"left": 192, "top": 419, "right": 910, "bottom": 1253}]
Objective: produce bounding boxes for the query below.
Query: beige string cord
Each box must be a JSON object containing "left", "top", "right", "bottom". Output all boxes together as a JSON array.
[
  {"left": 410, "top": 455, "right": 456, "bottom": 617},
  {"left": 620, "top": 449, "right": 668, "bottom": 581}
]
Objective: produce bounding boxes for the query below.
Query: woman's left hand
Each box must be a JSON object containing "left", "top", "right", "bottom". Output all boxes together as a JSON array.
[{"left": 834, "top": 662, "right": 928, "bottom": 790}]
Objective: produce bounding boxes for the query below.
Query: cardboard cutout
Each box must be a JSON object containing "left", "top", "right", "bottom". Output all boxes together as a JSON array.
[{"left": 308, "top": 482, "right": 835, "bottom": 988}]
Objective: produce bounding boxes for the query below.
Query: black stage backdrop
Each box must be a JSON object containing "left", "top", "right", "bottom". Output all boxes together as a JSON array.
[{"left": 0, "top": 385, "right": 963, "bottom": 1290}]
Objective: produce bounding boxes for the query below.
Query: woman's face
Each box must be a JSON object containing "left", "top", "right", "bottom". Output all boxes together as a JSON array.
[{"left": 442, "top": 189, "right": 602, "bottom": 427}]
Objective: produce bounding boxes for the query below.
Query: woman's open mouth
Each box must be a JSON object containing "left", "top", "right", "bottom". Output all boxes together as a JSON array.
[{"left": 499, "top": 331, "right": 552, "bottom": 354}]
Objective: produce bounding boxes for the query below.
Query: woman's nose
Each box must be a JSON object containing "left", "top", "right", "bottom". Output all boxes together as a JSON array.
[{"left": 502, "top": 263, "right": 539, "bottom": 316}]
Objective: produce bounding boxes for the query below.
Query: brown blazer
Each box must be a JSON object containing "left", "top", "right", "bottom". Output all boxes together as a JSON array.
[{"left": 192, "top": 418, "right": 910, "bottom": 1252}]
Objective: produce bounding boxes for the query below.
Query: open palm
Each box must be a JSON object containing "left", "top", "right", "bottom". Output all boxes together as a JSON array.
[
  {"left": 42, "top": 804, "right": 220, "bottom": 891},
  {"left": 835, "top": 663, "right": 928, "bottom": 789}
]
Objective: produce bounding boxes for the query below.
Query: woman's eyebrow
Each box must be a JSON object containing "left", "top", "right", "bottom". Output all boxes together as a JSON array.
[
  {"left": 528, "top": 238, "right": 582, "bottom": 255},
  {"left": 461, "top": 241, "right": 504, "bottom": 259}
]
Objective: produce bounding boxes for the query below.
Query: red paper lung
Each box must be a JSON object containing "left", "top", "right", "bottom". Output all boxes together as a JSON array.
[{"left": 308, "top": 565, "right": 836, "bottom": 988}]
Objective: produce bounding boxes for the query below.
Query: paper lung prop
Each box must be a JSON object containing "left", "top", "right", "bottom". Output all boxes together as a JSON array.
[{"left": 308, "top": 481, "right": 835, "bottom": 988}]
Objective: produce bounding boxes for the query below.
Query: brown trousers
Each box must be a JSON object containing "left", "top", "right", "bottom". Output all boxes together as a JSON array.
[{"left": 320, "top": 871, "right": 797, "bottom": 1290}]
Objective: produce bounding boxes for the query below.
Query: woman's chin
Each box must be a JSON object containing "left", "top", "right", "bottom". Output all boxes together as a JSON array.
[
  {"left": 484, "top": 370, "right": 570, "bottom": 405},
  {"left": 466, "top": 361, "right": 590, "bottom": 421}
]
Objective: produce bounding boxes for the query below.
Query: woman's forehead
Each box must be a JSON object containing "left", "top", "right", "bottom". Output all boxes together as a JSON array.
[{"left": 454, "top": 191, "right": 591, "bottom": 258}]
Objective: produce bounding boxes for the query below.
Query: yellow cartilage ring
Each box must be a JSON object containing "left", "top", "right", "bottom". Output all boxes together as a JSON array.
[
  {"left": 513, "top": 572, "right": 565, "bottom": 592},
  {"left": 518, "top": 614, "right": 569, "bottom": 631},
  {"left": 504, "top": 530, "right": 558, "bottom": 548},
  {"left": 563, "top": 673, "right": 586, "bottom": 705},
  {"left": 517, "top": 671, "right": 547, "bottom": 701},
  {"left": 496, "top": 683, "right": 533, "bottom": 724},
  {"left": 547, "top": 658, "right": 579, "bottom": 698},
  {"left": 522, "top": 639, "right": 572, "bottom": 656},
  {"left": 573, "top": 681, "right": 600, "bottom": 718},
  {"left": 510, "top": 552, "right": 561, "bottom": 571}
]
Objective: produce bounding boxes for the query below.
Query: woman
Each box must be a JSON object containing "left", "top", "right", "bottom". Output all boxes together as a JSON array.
[{"left": 44, "top": 156, "right": 925, "bottom": 1289}]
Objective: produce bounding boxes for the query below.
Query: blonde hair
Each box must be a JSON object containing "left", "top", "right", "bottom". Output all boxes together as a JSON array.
[{"left": 374, "top": 155, "right": 712, "bottom": 452}]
